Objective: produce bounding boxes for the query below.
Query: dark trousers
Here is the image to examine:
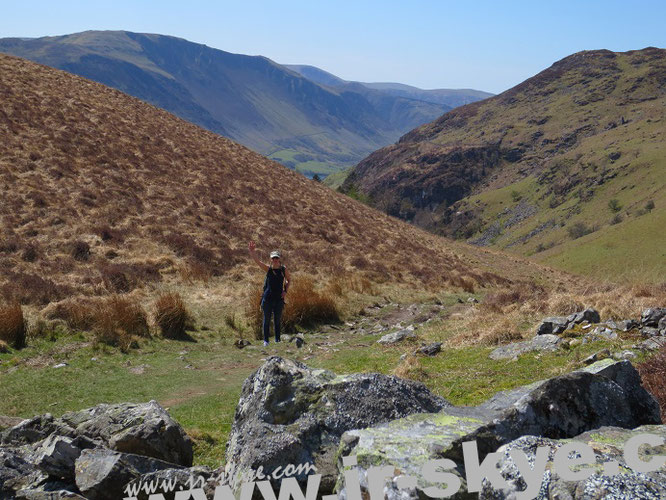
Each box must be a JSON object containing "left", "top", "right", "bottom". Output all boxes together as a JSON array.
[{"left": 262, "top": 300, "right": 284, "bottom": 342}]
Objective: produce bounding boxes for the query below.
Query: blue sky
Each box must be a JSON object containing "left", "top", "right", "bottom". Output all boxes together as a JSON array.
[{"left": 2, "top": 0, "right": 665, "bottom": 94}]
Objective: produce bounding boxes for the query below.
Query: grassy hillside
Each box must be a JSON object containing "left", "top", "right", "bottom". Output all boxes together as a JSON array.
[
  {"left": 0, "top": 31, "right": 452, "bottom": 177},
  {"left": 341, "top": 48, "right": 666, "bottom": 282},
  {"left": 2, "top": 53, "right": 665, "bottom": 470}
]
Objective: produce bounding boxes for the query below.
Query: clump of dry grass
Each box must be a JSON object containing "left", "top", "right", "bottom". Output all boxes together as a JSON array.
[
  {"left": 92, "top": 295, "right": 149, "bottom": 350},
  {"left": 283, "top": 276, "right": 339, "bottom": 331},
  {"left": 394, "top": 354, "right": 429, "bottom": 382},
  {"left": 637, "top": 346, "right": 666, "bottom": 423},
  {"left": 44, "top": 298, "right": 98, "bottom": 331},
  {"left": 0, "top": 303, "right": 26, "bottom": 348},
  {"left": 154, "top": 292, "right": 194, "bottom": 339},
  {"left": 247, "top": 274, "right": 340, "bottom": 339},
  {"left": 0, "top": 340, "right": 9, "bottom": 353}
]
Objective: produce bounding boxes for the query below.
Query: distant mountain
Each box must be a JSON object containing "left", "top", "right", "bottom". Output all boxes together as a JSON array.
[
  {"left": 341, "top": 47, "right": 666, "bottom": 281},
  {"left": 285, "top": 64, "right": 494, "bottom": 108},
  {"left": 0, "top": 31, "right": 457, "bottom": 177}
]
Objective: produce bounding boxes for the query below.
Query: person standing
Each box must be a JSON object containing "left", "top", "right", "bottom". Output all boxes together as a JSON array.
[{"left": 249, "top": 241, "right": 291, "bottom": 346}]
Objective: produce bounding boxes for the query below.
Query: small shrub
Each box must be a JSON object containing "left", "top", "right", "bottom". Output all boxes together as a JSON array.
[
  {"left": 637, "top": 347, "right": 666, "bottom": 423},
  {"left": 71, "top": 240, "right": 91, "bottom": 261},
  {"left": 0, "top": 303, "right": 26, "bottom": 348},
  {"left": 645, "top": 200, "right": 655, "bottom": 212},
  {"left": 0, "top": 340, "right": 9, "bottom": 353},
  {"left": 44, "top": 299, "right": 98, "bottom": 331},
  {"left": 21, "top": 243, "right": 39, "bottom": 262},
  {"left": 154, "top": 292, "right": 194, "bottom": 339},
  {"left": 93, "top": 295, "right": 149, "bottom": 349},
  {"left": 608, "top": 199, "right": 622, "bottom": 213},
  {"left": 567, "top": 222, "right": 593, "bottom": 239},
  {"left": 610, "top": 213, "right": 623, "bottom": 225},
  {"left": 510, "top": 190, "right": 522, "bottom": 202},
  {"left": 282, "top": 277, "right": 339, "bottom": 332}
]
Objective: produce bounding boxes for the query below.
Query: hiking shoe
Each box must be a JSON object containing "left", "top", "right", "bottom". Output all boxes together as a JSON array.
[{"left": 263, "top": 341, "right": 269, "bottom": 347}]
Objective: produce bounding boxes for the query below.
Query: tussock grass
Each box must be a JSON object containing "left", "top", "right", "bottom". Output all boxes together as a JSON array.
[
  {"left": 154, "top": 292, "right": 194, "bottom": 339},
  {"left": 247, "top": 274, "right": 340, "bottom": 339},
  {"left": 0, "top": 303, "right": 26, "bottom": 348},
  {"left": 93, "top": 296, "right": 149, "bottom": 350}
]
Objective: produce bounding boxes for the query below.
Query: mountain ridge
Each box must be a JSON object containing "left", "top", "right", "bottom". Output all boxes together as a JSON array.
[
  {"left": 0, "top": 30, "right": 476, "bottom": 177},
  {"left": 341, "top": 47, "right": 666, "bottom": 281}
]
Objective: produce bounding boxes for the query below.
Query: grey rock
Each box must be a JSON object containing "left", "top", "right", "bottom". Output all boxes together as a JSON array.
[
  {"left": 223, "top": 356, "right": 448, "bottom": 495},
  {"left": 641, "top": 326, "right": 661, "bottom": 338},
  {"left": 30, "top": 434, "right": 94, "bottom": 480},
  {"left": 635, "top": 336, "right": 666, "bottom": 351},
  {"left": 1, "top": 414, "right": 76, "bottom": 447},
  {"left": 580, "top": 359, "right": 662, "bottom": 423},
  {"left": 618, "top": 319, "right": 639, "bottom": 332},
  {"left": 335, "top": 360, "right": 661, "bottom": 499},
  {"left": 0, "top": 447, "right": 47, "bottom": 497},
  {"left": 377, "top": 329, "right": 416, "bottom": 344},
  {"left": 659, "top": 315, "right": 666, "bottom": 331},
  {"left": 489, "top": 334, "right": 562, "bottom": 360},
  {"left": 583, "top": 326, "right": 617, "bottom": 343},
  {"left": 415, "top": 342, "right": 442, "bottom": 356},
  {"left": 60, "top": 400, "right": 193, "bottom": 466},
  {"left": 127, "top": 466, "right": 213, "bottom": 500},
  {"left": 641, "top": 308, "right": 666, "bottom": 327},
  {"left": 16, "top": 490, "right": 86, "bottom": 499},
  {"left": 288, "top": 335, "right": 305, "bottom": 348},
  {"left": 74, "top": 447, "right": 182, "bottom": 500},
  {"left": 583, "top": 348, "right": 611, "bottom": 365},
  {"left": 480, "top": 425, "right": 666, "bottom": 499},
  {"left": 536, "top": 316, "right": 570, "bottom": 335}
]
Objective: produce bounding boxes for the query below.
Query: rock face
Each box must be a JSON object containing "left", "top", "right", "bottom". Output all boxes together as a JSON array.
[
  {"left": 0, "top": 401, "right": 192, "bottom": 499},
  {"left": 334, "top": 360, "right": 661, "bottom": 499},
  {"left": 480, "top": 425, "right": 666, "bottom": 499},
  {"left": 223, "top": 356, "right": 449, "bottom": 494},
  {"left": 490, "top": 334, "right": 562, "bottom": 360}
]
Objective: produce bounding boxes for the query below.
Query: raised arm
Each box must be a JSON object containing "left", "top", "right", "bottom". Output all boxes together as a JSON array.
[{"left": 248, "top": 241, "right": 269, "bottom": 271}]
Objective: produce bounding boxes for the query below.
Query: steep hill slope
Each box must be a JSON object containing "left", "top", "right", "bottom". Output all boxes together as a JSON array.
[
  {"left": 285, "top": 64, "right": 493, "bottom": 107},
  {"left": 342, "top": 48, "right": 666, "bottom": 281},
  {"left": 0, "top": 31, "right": 450, "bottom": 178},
  {"left": 0, "top": 53, "right": 560, "bottom": 310}
]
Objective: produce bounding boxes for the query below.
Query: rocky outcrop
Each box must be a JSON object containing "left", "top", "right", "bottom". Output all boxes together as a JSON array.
[
  {"left": 0, "top": 401, "right": 192, "bottom": 499},
  {"left": 489, "top": 333, "right": 562, "bottom": 360},
  {"left": 222, "top": 356, "right": 449, "bottom": 495},
  {"left": 536, "top": 307, "right": 600, "bottom": 335},
  {"left": 334, "top": 360, "right": 660, "bottom": 499},
  {"left": 480, "top": 425, "right": 666, "bottom": 499}
]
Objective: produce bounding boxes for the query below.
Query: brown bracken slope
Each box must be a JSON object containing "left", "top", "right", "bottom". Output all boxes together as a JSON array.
[{"left": 0, "top": 54, "right": 559, "bottom": 306}]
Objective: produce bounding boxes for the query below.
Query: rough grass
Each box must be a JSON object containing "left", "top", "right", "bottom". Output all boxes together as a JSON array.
[
  {"left": 92, "top": 295, "right": 150, "bottom": 350},
  {"left": 154, "top": 292, "right": 193, "bottom": 339},
  {"left": 0, "top": 303, "right": 26, "bottom": 348},
  {"left": 637, "top": 346, "right": 666, "bottom": 423}
]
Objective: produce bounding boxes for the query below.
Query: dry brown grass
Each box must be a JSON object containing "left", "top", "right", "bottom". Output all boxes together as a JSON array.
[
  {"left": 637, "top": 346, "right": 666, "bottom": 423},
  {"left": 0, "top": 53, "right": 552, "bottom": 312},
  {"left": 154, "top": 292, "right": 193, "bottom": 339},
  {"left": 446, "top": 281, "right": 666, "bottom": 346},
  {"left": 393, "top": 354, "right": 429, "bottom": 382},
  {"left": 0, "top": 303, "right": 26, "bottom": 348},
  {"left": 92, "top": 295, "right": 149, "bottom": 350},
  {"left": 247, "top": 274, "right": 340, "bottom": 339}
]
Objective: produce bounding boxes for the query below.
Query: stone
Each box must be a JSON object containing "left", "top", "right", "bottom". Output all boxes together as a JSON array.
[
  {"left": 480, "top": 425, "right": 666, "bottom": 499},
  {"left": 377, "top": 329, "right": 416, "bottom": 344},
  {"left": 223, "top": 356, "right": 448, "bottom": 495},
  {"left": 127, "top": 466, "right": 214, "bottom": 499},
  {"left": 415, "top": 342, "right": 442, "bottom": 356},
  {"left": 30, "top": 434, "right": 95, "bottom": 480},
  {"left": 583, "top": 348, "right": 611, "bottom": 364},
  {"left": 641, "top": 308, "right": 666, "bottom": 327},
  {"left": 489, "top": 334, "right": 562, "bottom": 360},
  {"left": 536, "top": 316, "right": 569, "bottom": 335},
  {"left": 1, "top": 414, "right": 76, "bottom": 447},
  {"left": 618, "top": 319, "right": 639, "bottom": 331},
  {"left": 288, "top": 335, "right": 305, "bottom": 348},
  {"left": 335, "top": 360, "right": 661, "bottom": 499},
  {"left": 659, "top": 315, "right": 666, "bottom": 331},
  {"left": 60, "top": 400, "right": 193, "bottom": 466},
  {"left": 75, "top": 447, "right": 182, "bottom": 500},
  {"left": 16, "top": 491, "right": 86, "bottom": 499},
  {"left": 642, "top": 326, "right": 661, "bottom": 338},
  {"left": 635, "top": 336, "right": 666, "bottom": 351}
]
